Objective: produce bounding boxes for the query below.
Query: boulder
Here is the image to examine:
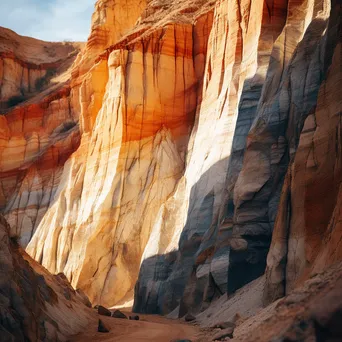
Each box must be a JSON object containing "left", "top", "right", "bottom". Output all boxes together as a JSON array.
[
  {"left": 112, "top": 310, "right": 127, "bottom": 319},
  {"left": 212, "top": 327, "right": 234, "bottom": 340},
  {"left": 98, "top": 305, "right": 111, "bottom": 317},
  {"left": 212, "top": 322, "right": 235, "bottom": 330},
  {"left": 129, "top": 315, "right": 140, "bottom": 320},
  {"left": 98, "top": 319, "right": 110, "bottom": 333},
  {"left": 184, "top": 313, "right": 196, "bottom": 322}
]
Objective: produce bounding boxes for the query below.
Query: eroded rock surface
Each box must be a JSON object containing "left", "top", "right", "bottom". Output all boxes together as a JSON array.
[
  {"left": 1, "top": 0, "right": 341, "bottom": 319},
  {"left": 0, "top": 214, "right": 94, "bottom": 341},
  {"left": 27, "top": 0, "right": 214, "bottom": 308},
  {"left": 0, "top": 27, "right": 81, "bottom": 110},
  {"left": 264, "top": 0, "right": 342, "bottom": 303},
  {"left": 134, "top": 0, "right": 342, "bottom": 316}
]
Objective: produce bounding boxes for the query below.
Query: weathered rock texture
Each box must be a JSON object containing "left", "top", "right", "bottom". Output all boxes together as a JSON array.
[
  {"left": 0, "top": 27, "right": 81, "bottom": 110},
  {"left": 27, "top": 0, "right": 214, "bottom": 307},
  {"left": 264, "top": 0, "right": 342, "bottom": 303},
  {"left": 1, "top": 0, "right": 341, "bottom": 319},
  {"left": 0, "top": 214, "right": 94, "bottom": 341},
  {"left": 232, "top": 261, "right": 342, "bottom": 342},
  {"left": 135, "top": 0, "right": 342, "bottom": 315}
]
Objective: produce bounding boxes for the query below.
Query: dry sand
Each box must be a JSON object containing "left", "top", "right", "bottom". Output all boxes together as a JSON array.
[{"left": 70, "top": 311, "right": 208, "bottom": 342}]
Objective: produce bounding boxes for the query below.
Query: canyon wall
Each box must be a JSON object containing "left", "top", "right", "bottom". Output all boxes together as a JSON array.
[
  {"left": 0, "top": 214, "right": 94, "bottom": 341},
  {"left": 1, "top": 0, "right": 341, "bottom": 317},
  {"left": 135, "top": 0, "right": 342, "bottom": 315},
  {"left": 264, "top": 0, "right": 342, "bottom": 303},
  {"left": 0, "top": 30, "right": 82, "bottom": 246},
  {"left": 0, "top": 30, "right": 81, "bottom": 246},
  {"left": 26, "top": 0, "right": 214, "bottom": 307},
  {"left": 0, "top": 27, "right": 80, "bottom": 109},
  {"left": 0, "top": 0, "right": 145, "bottom": 246}
]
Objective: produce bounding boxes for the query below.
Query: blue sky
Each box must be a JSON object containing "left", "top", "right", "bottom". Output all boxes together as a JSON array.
[{"left": 0, "top": 0, "right": 95, "bottom": 42}]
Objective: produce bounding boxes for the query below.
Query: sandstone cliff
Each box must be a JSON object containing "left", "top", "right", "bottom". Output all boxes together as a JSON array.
[
  {"left": 0, "top": 29, "right": 81, "bottom": 245},
  {"left": 0, "top": 214, "right": 94, "bottom": 341},
  {"left": 0, "top": 27, "right": 81, "bottom": 110},
  {"left": 135, "top": 0, "right": 341, "bottom": 315},
  {"left": 0, "top": 0, "right": 341, "bottom": 324}
]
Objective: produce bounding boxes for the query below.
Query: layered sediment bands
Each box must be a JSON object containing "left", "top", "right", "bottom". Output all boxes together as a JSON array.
[
  {"left": 134, "top": 0, "right": 288, "bottom": 315},
  {"left": 27, "top": 15, "right": 211, "bottom": 307},
  {"left": 72, "top": 0, "right": 147, "bottom": 79},
  {"left": 232, "top": 0, "right": 338, "bottom": 295},
  {"left": 0, "top": 27, "right": 80, "bottom": 109},
  {"left": 4, "top": 0, "right": 341, "bottom": 318},
  {"left": 0, "top": 215, "right": 94, "bottom": 341},
  {"left": 0, "top": 0, "right": 144, "bottom": 245},
  {"left": 264, "top": 2, "right": 342, "bottom": 303},
  {"left": 0, "top": 87, "right": 80, "bottom": 246},
  {"left": 0, "top": 28, "right": 84, "bottom": 245}
]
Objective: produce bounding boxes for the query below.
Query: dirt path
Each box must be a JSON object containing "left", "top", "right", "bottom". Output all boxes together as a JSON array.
[{"left": 70, "top": 312, "right": 206, "bottom": 342}]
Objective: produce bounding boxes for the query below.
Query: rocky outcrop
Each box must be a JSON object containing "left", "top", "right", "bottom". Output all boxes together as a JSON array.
[
  {"left": 0, "top": 27, "right": 81, "bottom": 110},
  {"left": 264, "top": 0, "right": 342, "bottom": 303},
  {"left": 232, "top": 261, "right": 342, "bottom": 342},
  {"left": 0, "top": 214, "right": 94, "bottom": 341}
]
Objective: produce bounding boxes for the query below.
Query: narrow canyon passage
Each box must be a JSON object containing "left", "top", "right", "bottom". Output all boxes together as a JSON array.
[{"left": 0, "top": 0, "right": 341, "bottom": 341}]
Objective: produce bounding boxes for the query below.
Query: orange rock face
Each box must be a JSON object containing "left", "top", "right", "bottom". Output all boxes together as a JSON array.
[
  {"left": 1, "top": 0, "right": 341, "bottom": 317},
  {"left": 27, "top": 2, "right": 214, "bottom": 307},
  {"left": 0, "top": 29, "right": 82, "bottom": 245},
  {"left": 0, "top": 27, "right": 81, "bottom": 110}
]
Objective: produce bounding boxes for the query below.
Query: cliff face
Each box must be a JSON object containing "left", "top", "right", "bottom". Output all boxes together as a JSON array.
[
  {"left": 264, "top": 1, "right": 342, "bottom": 303},
  {"left": 26, "top": 0, "right": 215, "bottom": 307},
  {"left": 0, "top": 29, "right": 82, "bottom": 246},
  {"left": 1, "top": 0, "right": 341, "bottom": 319},
  {"left": 0, "top": 27, "right": 81, "bottom": 110},
  {"left": 0, "top": 214, "right": 94, "bottom": 341}
]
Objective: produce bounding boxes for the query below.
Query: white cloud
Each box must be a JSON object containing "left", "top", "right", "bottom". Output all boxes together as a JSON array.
[{"left": 0, "top": 0, "right": 95, "bottom": 42}]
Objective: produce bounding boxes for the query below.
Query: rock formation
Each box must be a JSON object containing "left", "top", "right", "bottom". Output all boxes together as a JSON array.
[
  {"left": 0, "top": 214, "right": 94, "bottom": 341},
  {"left": 264, "top": 0, "right": 342, "bottom": 303},
  {"left": 0, "top": 25, "right": 86, "bottom": 249},
  {"left": 135, "top": 0, "right": 342, "bottom": 315},
  {"left": 26, "top": 0, "right": 215, "bottom": 307},
  {"left": 0, "top": 27, "right": 81, "bottom": 110},
  {"left": 0, "top": 0, "right": 341, "bottom": 328}
]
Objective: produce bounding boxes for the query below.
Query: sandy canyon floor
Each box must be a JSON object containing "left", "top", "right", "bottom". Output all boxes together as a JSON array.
[{"left": 70, "top": 311, "right": 208, "bottom": 342}]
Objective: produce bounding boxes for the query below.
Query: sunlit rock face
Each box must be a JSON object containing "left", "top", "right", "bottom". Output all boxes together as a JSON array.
[
  {"left": 2, "top": 0, "right": 341, "bottom": 315},
  {"left": 0, "top": 91, "right": 80, "bottom": 246},
  {"left": 0, "top": 214, "right": 94, "bottom": 341},
  {"left": 27, "top": 1, "right": 214, "bottom": 307},
  {"left": 0, "top": 27, "right": 82, "bottom": 246},
  {"left": 135, "top": 0, "right": 342, "bottom": 315},
  {"left": 134, "top": 0, "right": 288, "bottom": 314},
  {"left": 0, "top": 0, "right": 142, "bottom": 247},
  {"left": 0, "top": 27, "right": 80, "bottom": 109}
]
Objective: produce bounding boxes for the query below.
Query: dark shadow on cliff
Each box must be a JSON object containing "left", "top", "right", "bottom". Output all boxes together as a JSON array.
[{"left": 133, "top": 157, "right": 262, "bottom": 317}]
